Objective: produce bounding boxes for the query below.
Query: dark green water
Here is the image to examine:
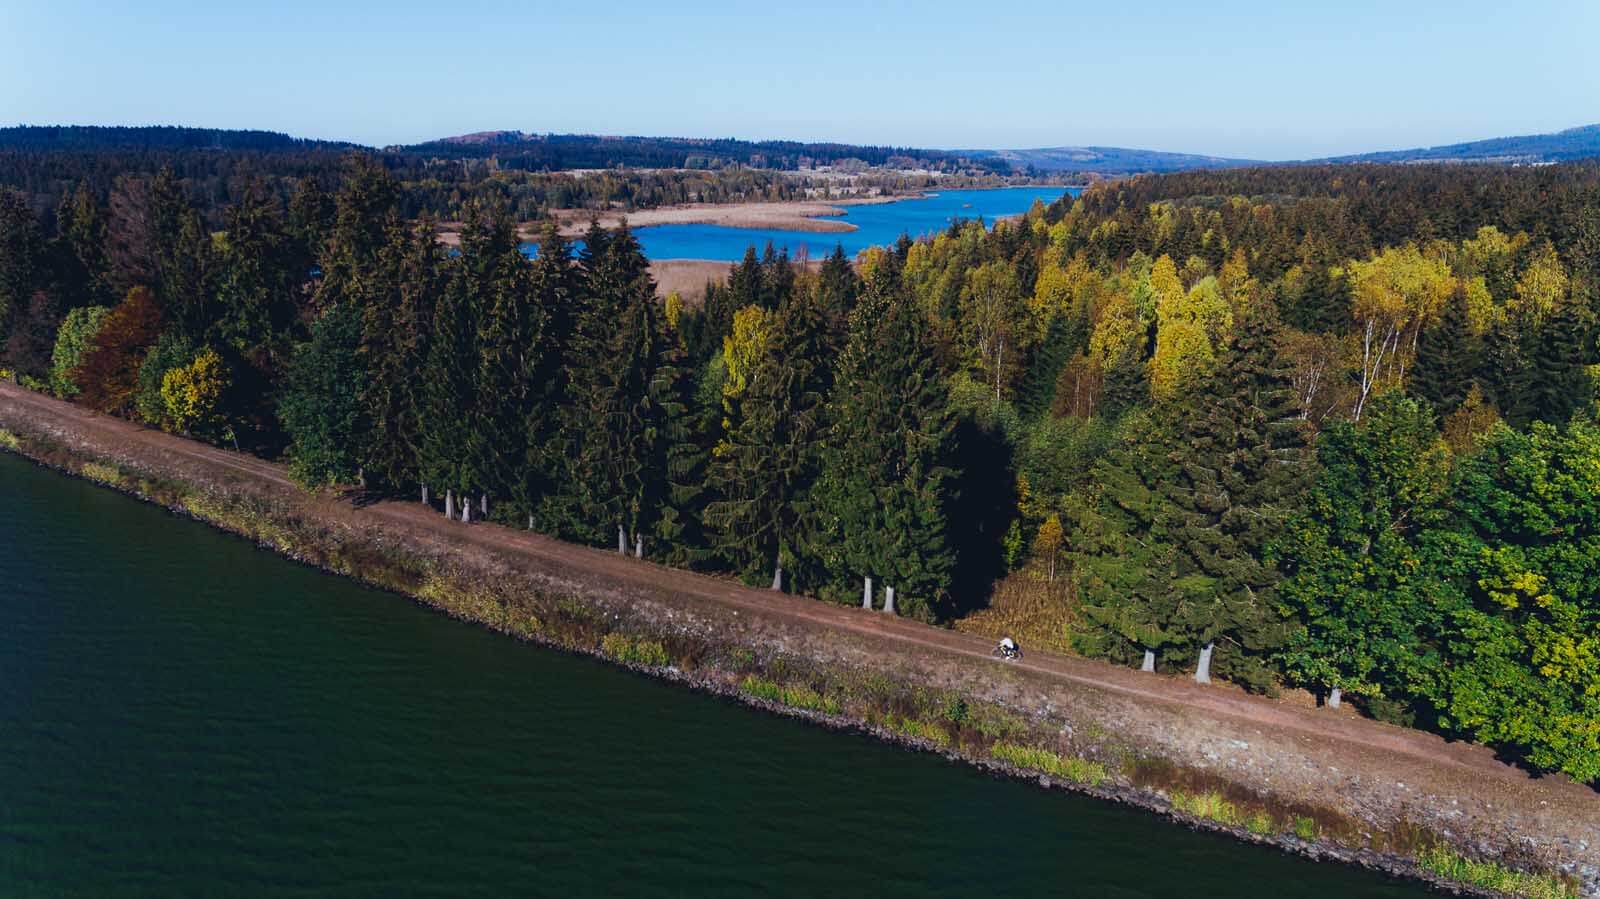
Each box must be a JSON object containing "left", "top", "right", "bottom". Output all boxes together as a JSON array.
[{"left": 0, "top": 452, "right": 1430, "bottom": 898}]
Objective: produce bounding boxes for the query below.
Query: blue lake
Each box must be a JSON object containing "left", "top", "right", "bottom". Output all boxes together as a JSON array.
[{"left": 534, "top": 185, "right": 1080, "bottom": 262}]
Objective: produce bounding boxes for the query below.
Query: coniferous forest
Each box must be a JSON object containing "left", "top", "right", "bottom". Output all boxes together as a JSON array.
[{"left": 4, "top": 154, "right": 1600, "bottom": 784}]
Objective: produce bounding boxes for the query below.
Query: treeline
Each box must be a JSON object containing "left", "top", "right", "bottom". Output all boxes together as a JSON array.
[
  {"left": 402, "top": 131, "right": 1010, "bottom": 174},
  {"left": 0, "top": 145, "right": 1001, "bottom": 235},
  {"left": 2, "top": 155, "right": 1598, "bottom": 783}
]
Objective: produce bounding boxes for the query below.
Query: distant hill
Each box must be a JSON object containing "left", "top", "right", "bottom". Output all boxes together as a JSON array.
[
  {"left": 10, "top": 122, "right": 1600, "bottom": 177},
  {"left": 1318, "top": 124, "right": 1600, "bottom": 165},
  {"left": 402, "top": 131, "right": 1011, "bottom": 174},
  {"left": 0, "top": 125, "right": 360, "bottom": 153},
  {"left": 969, "top": 146, "right": 1261, "bottom": 175}
]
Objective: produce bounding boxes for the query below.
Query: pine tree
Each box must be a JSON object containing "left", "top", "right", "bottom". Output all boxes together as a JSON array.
[
  {"left": 1411, "top": 287, "right": 1480, "bottom": 416},
  {"left": 813, "top": 265, "right": 954, "bottom": 617}
]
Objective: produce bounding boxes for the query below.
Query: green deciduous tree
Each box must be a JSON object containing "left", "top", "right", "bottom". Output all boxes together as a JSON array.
[
  {"left": 49, "top": 304, "right": 110, "bottom": 397},
  {"left": 1432, "top": 421, "right": 1600, "bottom": 782},
  {"left": 1278, "top": 394, "right": 1451, "bottom": 708}
]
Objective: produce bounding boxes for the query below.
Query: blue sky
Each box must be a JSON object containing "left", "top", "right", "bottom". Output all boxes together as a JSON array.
[{"left": 2, "top": 0, "right": 1597, "bottom": 159}]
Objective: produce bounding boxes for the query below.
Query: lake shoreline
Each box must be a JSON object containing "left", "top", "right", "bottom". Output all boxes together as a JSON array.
[
  {"left": 0, "top": 383, "right": 1590, "bottom": 898},
  {"left": 437, "top": 185, "right": 1076, "bottom": 248}
]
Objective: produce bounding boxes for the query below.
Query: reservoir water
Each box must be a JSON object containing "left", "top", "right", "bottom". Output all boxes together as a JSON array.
[
  {"left": 542, "top": 186, "right": 1079, "bottom": 263},
  {"left": 0, "top": 451, "right": 1427, "bottom": 897}
]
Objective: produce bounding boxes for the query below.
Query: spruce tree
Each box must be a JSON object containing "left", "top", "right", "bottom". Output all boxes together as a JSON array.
[
  {"left": 554, "top": 225, "right": 672, "bottom": 550},
  {"left": 1411, "top": 287, "right": 1480, "bottom": 416},
  {"left": 520, "top": 223, "right": 577, "bottom": 522},
  {"left": 653, "top": 317, "right": 712, "bottom": 565},
  {"left": 1018, "top": 313, "right": 1073, "bottom": 419},
  {"left": 1164, "top": 303, "right": 1313, "bottom": 688},
  {"left": 280, "top": 301, "right": 369, "bottom": 488},
  {"left": 705, "top": 286, "right": 831, "bottom": 588},
  {"left": 55, "top": 182, "right": 112, "bottom": 310},
  {"left": 816, "top": 243, "right": 858, "bottom": 325},
  {"left": 365, "top": 217, "right": 446, "bottom": 493},
  {"left": 418, "top": 220, "right": 485, "bottom": 514},
  {"left": 1071, "top": 411, "right": 1185, "bottom": 670},
  {"left": 1526, "top": 298, "right": 1594, "bottom": 425},
  {"left": 814, "top": 265, "right": 954, "bottom": 617},
  {"left": 728, "top": 246, "right": 764, "bottom": 310},
  {"left": 1099, "top": 341, "right": 1149, "bottom": 419},
  {"left": 1475, "top": 314, "right": 1530, "bottom": 427},
  {"left": 464, "top": 205, "right": 541, "bottom": 516}
]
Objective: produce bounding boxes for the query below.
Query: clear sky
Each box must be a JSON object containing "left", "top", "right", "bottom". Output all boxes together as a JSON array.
[{"left": 3, "top": 0, "right": 1597, "bottom": 159}]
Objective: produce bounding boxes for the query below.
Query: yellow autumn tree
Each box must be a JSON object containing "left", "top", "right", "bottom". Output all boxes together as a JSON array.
[
  {"left": 1029, "top": 253, "right": 1101, "bottom": 339},
  {"left": 1510, "top": 242, "right": 1568, "bottom": 324},
  {"left": 1346, "top": 244, "right": 1455, "bottom": 418},
  {"left": 1033, "top": 513, "right": 1065, "bottom": 581},
  {"left": 1460, "top": 276, "right": 1496, "bottom": 335},
  {"left": 1088, "top": 288, "right": 1140, "bottom": 365},
  {"left": 1149, "top": 318, "right": 1214, "bottom": 401},
  {"left": 1148, "top": 254, "right": 1185, "bottom": 313},
  {"left": 159, "top": 347, "right": 228, "bottom": 437},
  {"left": 663, "top": 291, "right": 684, "bottom": 331},
  {"left": 1148, "top": 275, "right": 1233, "bottom": 401},
  {"left": 960, "top": 260, "right": 1030, "bottom": 400},
  {"left": 1218, "top": 247, "right": 1256, "bottom": 313},
  {"left": 721, "top": 305, "right": 773, "bottom": 415}
]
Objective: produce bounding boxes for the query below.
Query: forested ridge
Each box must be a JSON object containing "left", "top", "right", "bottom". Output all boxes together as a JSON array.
[
  {"left": 3, "top": 156, "right": 1599, "bottom": 784},
  {"left": 0, "top": 126, "right": 1016, "bottom": 227}
]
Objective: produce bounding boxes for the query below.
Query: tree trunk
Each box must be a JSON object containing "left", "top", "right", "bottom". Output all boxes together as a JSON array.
[
  {"left": 527, "top": 513, "right": 534, "bottom": 531},
  {"left": 618, "top": 525, "right": 627, "bottom": 555},
  {"left": 1327, "top": 687, "right": 1342, "bottom": 709},
  {"left": 1141, "top": 649, "right": 1156, "bottom": 672},
  {"left": 444, "top": 490, "right": 455, "bottom": 520},
  {"left": 634, "top": 534, "right": 644, "bottom": 559},
  {"left": 883, "top": 586, "right": 896, "bottom": 615},
  {"left": 480, "top": 493, "right": 488, "bottom": 516},
  {"left": 770, "top": 554, "right": 783, "bottom": 591},
  {"left": 421, "top": 484, "right": 429, "bottom": 506},
  {"left": 1194, "top": 642, "right": 1214, "bottom": 684},
  {"left": 862, "top": 576, "right": 874, "bottom": 609},
  {"left": 461, "top": 498, "right": 471, "bottom": 523},
  {"left": 358, "top": 467, "right": 365, "bottom": 489}
]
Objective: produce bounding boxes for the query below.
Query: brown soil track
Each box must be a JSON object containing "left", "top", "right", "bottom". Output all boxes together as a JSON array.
[{"left": 0, "top": 381, "right": 1580, "bottom": 788}]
